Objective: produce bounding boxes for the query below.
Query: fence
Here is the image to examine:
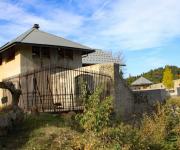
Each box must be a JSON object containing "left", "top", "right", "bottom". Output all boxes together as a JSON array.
[{"left": 3, "top": 65, "right": 112, "bottom": 112}]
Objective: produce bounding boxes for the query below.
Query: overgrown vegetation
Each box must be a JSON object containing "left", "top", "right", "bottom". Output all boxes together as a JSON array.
[
  {"left": 76, "top": 87, "right": 113, "bottom": 132},
  {"left": 1, "top": 89, "right": 180, "bottom": 149}
]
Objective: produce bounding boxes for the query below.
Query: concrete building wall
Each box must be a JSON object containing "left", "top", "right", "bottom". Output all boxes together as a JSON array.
[
  {"left": 20, "top": 45, "right": 34, "bottom": 73},
  {"left": 0, "top": 48, "right": 21, "bottom": 106},
  {"left": 20, "top": 46, "right": 82, "bottom": 72},
  {"left": 57, "top": 50, "right": 82, "bottom": 69},
  {"left": 148, "top": 79, "right": 180, "bottom": 96},
  {"left": 51, "top": 70, "right": 96, "bottom": 109},
  {"left": 131, "top": 85, "right": 151, "bottom": 91},
  {"left": 148, "top": 83, "right": 164, "bottom": 89},
  {"left": 0, "top": 45, "right": 83, "bottom": 106}
]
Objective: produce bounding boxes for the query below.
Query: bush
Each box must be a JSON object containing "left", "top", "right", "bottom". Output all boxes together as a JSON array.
[
  {"left": 76, "top": 87, "right": 113, "bottom": 132},
  {"left": 136, "top": 100, "right": 180, "bottom": 149}
]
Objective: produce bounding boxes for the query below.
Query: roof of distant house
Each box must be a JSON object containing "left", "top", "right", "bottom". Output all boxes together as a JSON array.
[
  {"left": 131, "top": 76, "right": 153, "bottom": 86},
  {"left": 0, "top": 24, "right": 94, "bottom": 54},
  {"left": 82, "top": 49, "right": 122, "bottom": 65}
]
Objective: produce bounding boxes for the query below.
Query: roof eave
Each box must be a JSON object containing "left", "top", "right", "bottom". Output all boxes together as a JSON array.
[
  {"left": 0, "top": 42, "right": 95, "bottom": 55},
  {"left": 0, "top": 42, "right": 17, "bottom": 53},
  {"left": 131, "top": 83, "right": 152, "bottom": 86}
]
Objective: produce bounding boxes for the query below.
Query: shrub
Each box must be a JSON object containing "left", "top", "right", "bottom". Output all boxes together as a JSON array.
[
  {"left": 136, "top": 100, "right": 180, "bottom": 149},
  {"left": 99, "top": 124, "right": 143, "bottom": 150},
  {"left": 76, "top": 87, "right": 113, "bottom": 132}
]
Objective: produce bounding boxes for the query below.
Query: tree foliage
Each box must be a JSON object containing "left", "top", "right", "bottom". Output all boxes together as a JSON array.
[
  {"left": 126, "top": 65, "right": 180, "bottom": 85},
  {"left": 162, "top": 66, "right": 174, "bottom": 89}
]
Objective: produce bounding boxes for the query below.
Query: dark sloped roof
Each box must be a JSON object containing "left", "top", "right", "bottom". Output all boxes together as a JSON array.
[
  {"left": 82, "top": 49, "right": 122, "bottom": 64},
  {"left": 0, "top": 24, "right": 94, "bottom": 54},
  {"left": 131, "top": 76, "right": 153, "bottom": 86}
]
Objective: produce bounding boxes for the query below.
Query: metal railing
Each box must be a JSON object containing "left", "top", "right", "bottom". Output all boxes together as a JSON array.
[{"left": 3, "top": 65, "right": 112, "bottom": 112}]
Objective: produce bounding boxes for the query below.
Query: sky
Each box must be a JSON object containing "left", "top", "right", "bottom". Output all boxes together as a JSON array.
[{"left": 0, "top": 0, "right": 180, "bottom": 77}]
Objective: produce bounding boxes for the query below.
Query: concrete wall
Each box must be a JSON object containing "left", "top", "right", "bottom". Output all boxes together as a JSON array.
[
  {"left": 133, "top": 89, "right": 167, "bottom": 114},
  {"left": 82, "top": 63, "right": 135, "bottom": 120},
  {"left": 0, "top": 48, "right": 21, "bottom": 106},
  {"left": 51, "top": 70, "right": 96, "bottom": 109},
  {"left": 148, "top": 79, "right": 180, "bottom": 97},
  {"left": 20, "top": 46, "right": 82, "bottom": 73},
  {"left": 0, "top": 45, "right": 83, "bottom": 106}
]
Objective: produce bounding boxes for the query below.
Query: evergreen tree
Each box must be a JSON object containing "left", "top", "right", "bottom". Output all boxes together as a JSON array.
[{"left": 162, "top": 66, "right": 174, "bottom": 89}]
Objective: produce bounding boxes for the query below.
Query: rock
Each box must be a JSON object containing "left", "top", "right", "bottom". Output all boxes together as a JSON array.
[
  {"left": 0, "top": 113, "right": 12, "bottom": 136},
  {"left": 0, "top": 106, "right": 24, "bottom": 136},
  {"left": 0, "top": 81, "right": 23, "bottom": 136}
]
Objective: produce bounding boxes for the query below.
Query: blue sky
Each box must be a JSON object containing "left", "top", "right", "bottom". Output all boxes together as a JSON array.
[{"left": 0, "top": 0, "right": 180, "bottom": 77}]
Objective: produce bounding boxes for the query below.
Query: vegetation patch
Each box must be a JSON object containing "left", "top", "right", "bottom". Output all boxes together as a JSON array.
[{"left": 0, "top": 92, "right": 180, "bottom": 149}]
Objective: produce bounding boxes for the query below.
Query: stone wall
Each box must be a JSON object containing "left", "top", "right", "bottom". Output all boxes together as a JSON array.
[
  {"left": 82, "top": 63, "right": 135, "bottom": 120},
  {"left": 133, "top": 89, "right": 168, "bottom": 114},
  {"left": 0, "top": 48, "right": 21, "bottom": 106}
]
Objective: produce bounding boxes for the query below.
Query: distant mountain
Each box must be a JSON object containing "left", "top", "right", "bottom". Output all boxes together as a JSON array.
[{"left": 126, "top": 65, "right": 180, "bottom": 85}]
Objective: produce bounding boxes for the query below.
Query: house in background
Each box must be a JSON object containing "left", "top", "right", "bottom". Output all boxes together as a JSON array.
[
  {"left": 149, "top": 79, "right": 180, "bottom": 96},
  {"left": 131, "top": 76, "right": 153, "bottom": 91},
  {"left": 131, "top": 77, "right": 180, "bottom": 110}
]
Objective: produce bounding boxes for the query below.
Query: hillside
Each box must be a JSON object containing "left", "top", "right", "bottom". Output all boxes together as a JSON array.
[{"left": 126, "top": 65, "right": 180, "bottom": 85}]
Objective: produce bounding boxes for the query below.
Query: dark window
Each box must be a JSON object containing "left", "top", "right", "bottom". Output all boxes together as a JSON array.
[
  {"left": 0, "top": 54, "right": 2, "bottom": 65},
  {"left": 58, "top": 49, "right": 73, "bottom": 60},
  {"left": 169, "top": 90, "right": 175, "bottom": 93},
  {"left": 64, "top": 50, "right": 73, "bottom": 60},
  {"left": 6, "top": 48, "right": 15, "bottom": 62},
  {"left": 42, "top": 47, "right": 50, "bottom": 58},
  {"left": 32, "top": 46, "right": 40, "bottom": 58},
  {"left": 58, "top": 49, "right": 64, "bottom": 58}
]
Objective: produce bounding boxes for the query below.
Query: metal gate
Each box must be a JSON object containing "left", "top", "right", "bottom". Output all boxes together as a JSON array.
[{"left": 3, "top": 65, "right": 112, "bottom": 112}]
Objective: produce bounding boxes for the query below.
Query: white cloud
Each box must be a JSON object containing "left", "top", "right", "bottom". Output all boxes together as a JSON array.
[
  {"left": 0, "top": 0, "right": 180, "bottom": 51},
  {"left": 0, "top": 0, "right": 84, "bottom": 45},
  {"left": 89, "top": 0, "right": 180, "bottom": 50}
]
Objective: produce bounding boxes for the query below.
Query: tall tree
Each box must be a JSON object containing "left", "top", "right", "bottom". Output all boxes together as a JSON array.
[{"left": 162, "top": 66, "right": 174, "bottom": 89}]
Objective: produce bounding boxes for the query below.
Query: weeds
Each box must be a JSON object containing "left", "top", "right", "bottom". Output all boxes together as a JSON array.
[{"left": 1, "top": 92, "right": 180, "bottom": 149}]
